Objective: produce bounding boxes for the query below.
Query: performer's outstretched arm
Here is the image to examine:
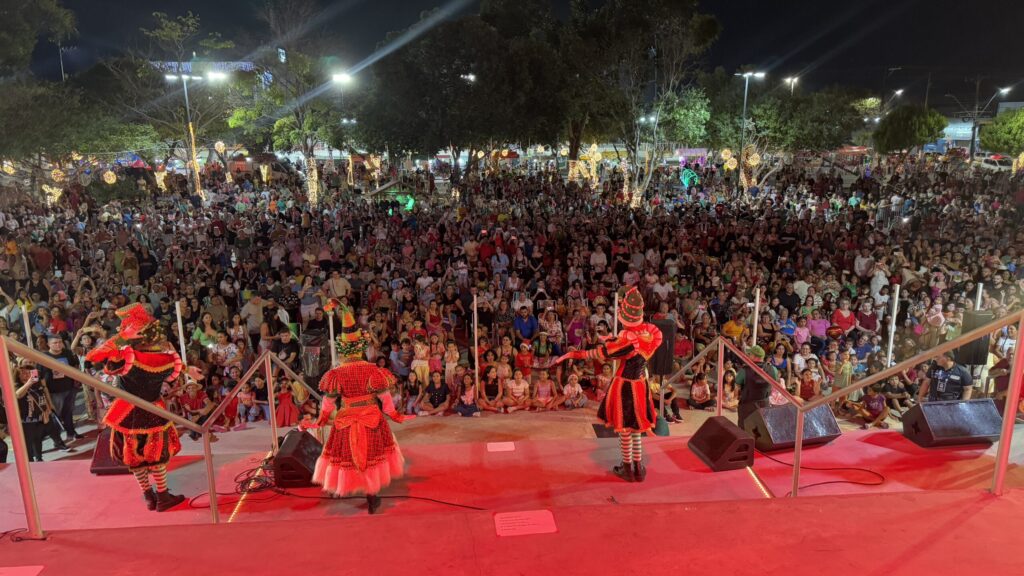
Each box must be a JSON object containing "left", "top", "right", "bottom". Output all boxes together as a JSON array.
[
  {"left": 379, "top": 392, "right": 415, "bottom": 424},
  {"left": 300, "top": 394, "right": 337, "bottom": 430}
]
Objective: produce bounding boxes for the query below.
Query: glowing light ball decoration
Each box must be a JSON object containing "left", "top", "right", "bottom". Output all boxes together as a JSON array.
[
  {"left": 720, "top": 149, "right": 733, "bottom": 161},
  {"left": 501, "top": 149, "right": 509, "bottom": 158},
  {"left": 42, "top": 184, "right": 63, "bottom": 206},
  {"left": 476, "top": 150, "right": 485, "bottom": 159},
  {"left": 102, "top": 170, "right": 117, "bottom": 184},
  {"left": 559, "top": 147, "right": 569, "bottom": 157},
  {"left": 747, "top": 153, "right": 761, "bottom": 167},
  {"left": 536, "top": 145, "right": 546, "bottom": 154},
  {"left": 51, "top": 168, "right": 66, "bottom": 183},
  {"left": 2, "top": 161, "right": 15, "bottom": 175},
  {"left": 214, "top": 141, "right": 226, "bottom": 155},
  {"left": 725, "top": 157, "right": 738, "bottom": 171}
]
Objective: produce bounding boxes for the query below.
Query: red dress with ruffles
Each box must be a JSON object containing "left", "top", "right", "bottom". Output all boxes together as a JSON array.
[
  {"left": 593, "top": 323, "right": 663, "bottom": 434},
  {"left": 313, "top": 360, "right": 405, "bottom": 496}
]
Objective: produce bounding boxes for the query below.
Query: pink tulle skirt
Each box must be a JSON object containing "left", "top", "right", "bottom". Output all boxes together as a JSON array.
[{"left": 312, "top": 446, "right": 405, "bottom": 496}]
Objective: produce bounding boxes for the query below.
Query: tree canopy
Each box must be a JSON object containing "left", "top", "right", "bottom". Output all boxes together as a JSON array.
[
  {"left": 980, "top": 108, "right": 1024, "bottom": 156},
  {"left": 872, "top": 105, "right": 947, "bottom": 154}
]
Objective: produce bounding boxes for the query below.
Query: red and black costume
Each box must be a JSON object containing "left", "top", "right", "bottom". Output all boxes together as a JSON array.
[
  {"left": 557, "top": 287, "right": 662, "bottom": 481},
  {"left": 303, "top": 302, "right": 411, "bottom": 513},
  {"left": 85, "top": 304, "right": 186, "bottom": 512}
]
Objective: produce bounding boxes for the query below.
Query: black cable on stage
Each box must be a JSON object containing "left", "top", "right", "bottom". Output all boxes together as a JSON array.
[
  {"left": 756, "top": 449, "right": 886, "bottom": 497},
  {"left": 188, "top": 455, "right": 485, "bottom": 511},
  {"left": 0, "top": 528, "right": 28, "bottom": 543}
]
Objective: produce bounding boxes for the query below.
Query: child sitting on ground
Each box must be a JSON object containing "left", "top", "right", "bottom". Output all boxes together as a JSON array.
[
  {"left": 850, "top": 384, "right": 890, "bottom": 429},
  {"left": 595, "top": 363, "right": 613, "bottom": 403},
  {"left": 453, "top": 373, "right": 480, "bottom": 417},
  {"left": 236, "top": 382, "right": 259, "bottom": 428},
  {"left": 686, "top": 372, "right": 715, "bottom": 411},
  {"left": 563, "top": 373, "right": 586, "bottom": 410},
  {"left": 531, "top": 369, "right": 563, "bottom": 411}
]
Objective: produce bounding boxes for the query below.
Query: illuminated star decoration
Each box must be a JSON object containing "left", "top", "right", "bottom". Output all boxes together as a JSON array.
[{"left": 103, "top": 170, "right": 117, "bottom": 185}]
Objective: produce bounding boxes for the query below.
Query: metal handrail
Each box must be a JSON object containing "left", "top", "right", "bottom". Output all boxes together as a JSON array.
[
  {"left": 0, "top": 335, "right": 222, "bottom": 539},
  {"left": 720, "top": 337, "right": 803, "bottom": 407},
  {"left": 201, "top": 352, "right": 272, "bottom": 432},
  {"left": 269, "top": 354, "right": 324, "bottom": 402},
  {"left": 5, "top": 338, "right": 202, "bottom": 434},
  {"left": 790, "top": 308, "right": 1024, "bottom": 497}
]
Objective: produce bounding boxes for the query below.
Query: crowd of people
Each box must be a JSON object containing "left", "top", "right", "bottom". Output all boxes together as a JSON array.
[{"left": 0, "top": 154, "right": 1022, "bottom": 462}]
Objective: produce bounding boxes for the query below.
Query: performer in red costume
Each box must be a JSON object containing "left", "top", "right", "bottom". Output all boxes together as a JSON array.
[
  {"left": 554, "top": 287, "right": 662, "bottom": 482},
  {"left": 85, "top": 304, "right": 186, "bottom": 511},
  {"left": 301, "top": 303, "right": 412, "bottom": 514}
]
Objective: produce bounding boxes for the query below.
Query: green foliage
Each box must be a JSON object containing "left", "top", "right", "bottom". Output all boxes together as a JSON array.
[
  {"left": 980, "top": 108, "right": 1024, "bottom": 156},
  {"left": 86, "top": 175, "right": 146, "bottom": 204},
  {"left": 0, "top": 0, "right": 76, "bottom": 76},
  {"left": 658, "top": 88, "right": 710, "bottom": 145},
  {"left": 873, "top": 105, "right": 947, "bottom": 154}
]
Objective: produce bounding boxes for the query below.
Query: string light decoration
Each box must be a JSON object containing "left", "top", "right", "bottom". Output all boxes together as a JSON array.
[
  {"left": 155, "top": 170, "right": 167, "bottom": 191},
  {"left": 51, "top": 168, "right": 66, "bottom": 183},
  {"left": 103, "top": 170, "right": 117, "bottom": 184},
  {"left": 306, "top": 155, "right": 320, "bottom": 207},
  {"left": 42, "top": 184, "right": 63, "bottom": 206},
  {"left": 261, "top": 164, "right": 271, "bottom": 185},
  {"left": 346, "top": 154, "right": 354, "bottom": 187},
  {"left": 71, "top": 152, "right": 83, "bottom": 161}
]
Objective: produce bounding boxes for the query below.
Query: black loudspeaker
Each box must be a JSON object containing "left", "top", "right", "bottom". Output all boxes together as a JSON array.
[
  {"left": 957, "top": 310, "right": 994, "bottom": 365},
  {"left": 272, "top": 429, "right": 323, "bottom": 488},
  {"left": 688, "top": 416, "right": 755, "bottom": 471},
  {"left": 742, "top": 404, "right": 842, "bottom": 452},
  {"left": 649, "top": 319, "right": 677, "bottom": 376},
  {"left": 901, "top": 399, "right": 1002, "bottom": 447},
  {"left": 90, "top": 428, "right": 130, "bottom": 476}
]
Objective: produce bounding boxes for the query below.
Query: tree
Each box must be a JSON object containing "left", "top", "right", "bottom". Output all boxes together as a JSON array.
[
  {"left": 980, "top": 108, "right": 1024, "bottom": 156},
  {"left": 0, "top": 0, "right": 76, "bottom": 76},
  {"left": 873, "top": 105, "right": 947, "bottom": 160}
]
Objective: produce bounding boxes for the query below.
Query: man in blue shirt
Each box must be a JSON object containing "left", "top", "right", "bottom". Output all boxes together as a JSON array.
[{"left": 512, "top": 306, "right": 538, "bottom": 345}]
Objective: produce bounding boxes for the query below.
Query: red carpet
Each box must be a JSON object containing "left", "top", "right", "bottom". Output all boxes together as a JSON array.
[{"left": 1, "top": 430, "right": 1023, "bottom": 574}]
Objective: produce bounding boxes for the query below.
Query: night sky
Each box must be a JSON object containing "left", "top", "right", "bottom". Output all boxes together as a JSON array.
[{"left": 39, "top": 0, "right": 1024, "bottom": 112}]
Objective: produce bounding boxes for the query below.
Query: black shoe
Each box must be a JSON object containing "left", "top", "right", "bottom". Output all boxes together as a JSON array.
[
  {"left": 612, "top": 462, "right": 634, "bottom": 482},
  {"left": 155, "top": 491, "right": 185, "bottom": 512},
  {"left": 143, "top": 489, "right": 157, "bottom": 511},
  {"left": 59, "top": 444, "right": 76, "bottom": 453},
  {"left": 367, "top": 495, "right": 382, "bottom": 514},
  {"left": 632, "top": 461, "right": 647, "bottom": 482}
]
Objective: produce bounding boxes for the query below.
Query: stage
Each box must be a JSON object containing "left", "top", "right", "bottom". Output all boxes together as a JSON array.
[{"left": 2, "top": 424, "right": 1024, "bottom": 574}]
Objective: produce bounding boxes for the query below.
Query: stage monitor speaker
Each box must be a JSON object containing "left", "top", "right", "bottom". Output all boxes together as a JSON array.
[
  {"left": 956, "top": 310, "right": 994, "bottom": 365},
  {"left": 688, "top": 416, "right": 754, "bottom": 471},
  {"left": 901, "top": 399, "right": 1001, "bottom": 448},
  {"left": 649, "top": 319, "right": 677, "bottom": 376},
  {"left": 272, "top": 429, "right": 323, "bottom": 488},
  {"left": 90, "top": 428, "right": 130, "bottom": 476},
  {"left": 742, "top": 404, "right": 841, "bottom": 452}
]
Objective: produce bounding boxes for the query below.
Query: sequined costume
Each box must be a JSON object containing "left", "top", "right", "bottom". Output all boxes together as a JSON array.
[
  {"left": 303, "top": 301, "right": 411, "bottom": 513},
  {"left": 85, "top": 304, "right": 186, "bottom": 512},
  {"left": 557, "top": 287, "right": 662, "bottom": 482}
]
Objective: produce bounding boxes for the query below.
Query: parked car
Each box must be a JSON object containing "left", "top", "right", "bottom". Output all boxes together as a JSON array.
[{"left": 978, "top": 157, "right": 1012, "bottom": 172}]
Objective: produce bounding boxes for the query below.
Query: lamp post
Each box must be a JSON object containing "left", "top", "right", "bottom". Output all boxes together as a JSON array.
[
  {"left": 734, "top": 71, "right": 765, "bottom": 192},
  {"left": 946, "top": 87, "right": 1010, "bottom": 163},
  {"left": 165, "top": 71, "right": 227, "bottom": 200},
  {"left": 784, "top": 76, "right": 798, "bottom": 96},
  {"left": 332, "top": 72, "right": 353, "bottom": 107}
]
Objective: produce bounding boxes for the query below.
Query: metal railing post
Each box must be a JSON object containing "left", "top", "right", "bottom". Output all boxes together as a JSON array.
[
  {"left": 21, "top": 304, "right": 33, "bottom": 349},
  {"left": 716, "top": 338, "right": 725, "bottom": 416},
  {"left": 0, "top": 338, "right": 45, "bottom": 540},
  {"left": 992, "top": 315, "right": 1024, "bottom": 495},
  {"left": 328, "top": 312, "right": 337, "bottom": 367},
  {"left": 265, "top": 354, "right": 280, "bottom": 454},
  {"left": 203, "top": 432, "right": 220, "bottom": 524},
  {"left": 791, "top": 408, "right": 805, "bottom": 498}
]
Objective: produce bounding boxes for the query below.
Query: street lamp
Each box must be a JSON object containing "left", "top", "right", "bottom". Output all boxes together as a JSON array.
[
  {"left": 332, "top": 73, "right": 353, "bottom": 84},
  {"left": 734, "top": 71, "right": 765, "bottom": 191},
  {"left": 784, "top": 76, "right": 798, "bottom": 95},
  {"left": 460, "top": 73, "right": 476, "bottom": 83},
  {"left": 894, "top": 88, "right": 904, "bottom": 96},
  {"left": 947, "top": 87, "right": 1011, "bottom": 162}
]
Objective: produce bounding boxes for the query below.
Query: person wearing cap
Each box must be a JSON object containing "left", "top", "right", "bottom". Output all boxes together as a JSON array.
[
  {"left": 301, "top": 304, "right": 414, "bottom": 514},
  {"left": 554, "top": 287, "right": 663, "bottom": 482},
  {"left": 736, "top": 345, "right": 780, "bottom": 430}
]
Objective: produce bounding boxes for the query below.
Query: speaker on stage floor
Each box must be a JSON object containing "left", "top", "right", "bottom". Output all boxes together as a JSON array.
[
  {"left": 957, "top": 310, "right": 994, "bottom": 365},
  {"left": 688, "top": 416, "right": 754, "bottom": 471},
  {"left": 742, "top": 404, "right": 841, "bottom": 452},
  {"left": 272, "top": 429, "right": 323, "bottom": 488},
  {"left": 649, "top": 319, "right": 677, "bottom": 376},
  {"left": 901, "top": 399, "right": 1001, "bottom": 448},
  {"left": 90, "top": 428, "right": 130, "bottom": 476}
]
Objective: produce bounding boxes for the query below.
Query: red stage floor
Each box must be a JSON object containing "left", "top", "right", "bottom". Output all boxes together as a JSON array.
[{"left": 1, "top": 430, "right": 1023, "bottom": 574}]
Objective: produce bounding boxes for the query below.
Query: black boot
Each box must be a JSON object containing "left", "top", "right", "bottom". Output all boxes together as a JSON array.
[
  {"left": 612, "top": 462, "right": 634, "bottom": 482},
  {"left": 155, "top": 490, "right": 185, "bottom": 512},
  {"left": 367, "top": 494, "right": 382, "bottom": 514},
  {"left": 143, "top": 489, "right": 157, "bottom": 511},
  {"left": 632, "top": 461, "right": 647, "bottom": 483}
]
